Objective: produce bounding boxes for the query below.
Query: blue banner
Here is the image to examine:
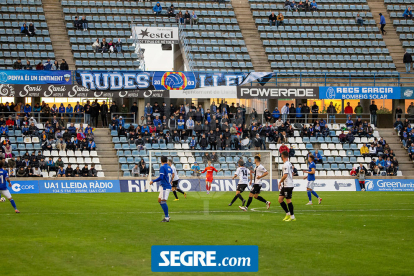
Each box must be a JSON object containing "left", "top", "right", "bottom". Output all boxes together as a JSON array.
[
  {"left": 0, "top": 70, "right": 71, "bottom": 85},
  {"left": 319, "top": 86, "right": 401, "bottom": 99},
  {"left": 151, "top": 245, "right": 258, "bottom": 272},
  {"left": 364, "top": 179, "right": 414, "bottom": 192},
  {"left": 401, "top": 87, "right": 414, "bottom": 99},
  {"left": 38, "top": 179, "right": 120, "bottom": 193},
  {"left": 75, "top": 71, "right": 272, "bottom": 91},
  {"left": 9, "top": 180, "right": 39, "bottom": 194},
  {"left": 120, "top": 179, "right": 278, "bottom": 193}
]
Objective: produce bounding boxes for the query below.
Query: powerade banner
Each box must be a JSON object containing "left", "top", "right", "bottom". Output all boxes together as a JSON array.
[
  {"left": 319, "top": 86, "right": 401, "bottom": 99},
  {"left": 9, "top": 180, "right": 39, "bottom": 194},
  {"left": 75, "top": 71, "right": 273, "bottom": 91},
  {"left": 120, "top": 179, "right": 278, "bottom": 192},
  {"left": 363, "top": 179, "right": 414, "bottom": 192},
  {"left": 0, "top": 70, "right": 71, "bottom": 85},
  {"left": 151, "top": 245, "right": 258, "bottom": 272},
  {"left": 292, "top": 179, "right": 356, "bottom": 191},
  {"left": 237, "top": 87, "right": 319, "bottom": 99},
  {"left": 38, "top": 179, "right": 120, "bottom": 193},
  {"left": 10, "top": 84, "right": 169, "bottom": 98}
]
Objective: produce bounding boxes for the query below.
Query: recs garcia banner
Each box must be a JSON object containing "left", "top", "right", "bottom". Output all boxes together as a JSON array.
[
  {"left": 237, "top": 87, "right": 319, "bottom": 99},
  {"left": 75, "top": 71, "right": 273, "bottom": 91},
  {"left": 0, "top": 70, "right": 71, "bottom": 85},
  {"left": 319, "top": 86, "right": 402, "bottom": 99},
  {"left": 5, "top": 84, "right": 169, "bottom": 98}
]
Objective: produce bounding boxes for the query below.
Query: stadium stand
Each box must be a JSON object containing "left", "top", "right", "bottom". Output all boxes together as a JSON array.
[
  {"left": 387, "top": 0, "right": 414, "bottom": 54},
  {"left": 249, "top": 0, "right": 399, "bottom": 75},
  {"left": 0, "top": 0, "right": 56, "bottom": 69}
]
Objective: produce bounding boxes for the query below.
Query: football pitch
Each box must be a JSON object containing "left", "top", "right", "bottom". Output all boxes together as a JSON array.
[{"left": 1, "top": 191, "right": 413, "bottom": 276}]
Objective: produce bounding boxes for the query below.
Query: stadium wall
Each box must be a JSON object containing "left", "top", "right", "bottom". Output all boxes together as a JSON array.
[{"left": 9, "top": 179, "right": 414, "bottom": 194}]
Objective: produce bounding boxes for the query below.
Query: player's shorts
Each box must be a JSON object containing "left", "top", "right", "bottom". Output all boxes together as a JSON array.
[
  {"left": 279, "top": 187, "right": 294, "bottom": 199},
  {"left": 237, "top": 184, "right": 248, "bottom": 193},
  {"left": 307, "top": 181, "right": 315, "bottom": 190},
  {"left": 172, "top": 180, "right": 179, "bottom": 188},
  {"left": 359, "top": 181, "right": 365, "bottom": 184},
  {"left": 206, "top": 177, "right": 213, "bottom": 183},
  {"left": 250, "top": 184, "right": 262, "bottom": 194},
  {"left": 0, "top": 189, "right": 11, "bottom": 199},
  {"left": 158, "top": 187, "right": 171, "bottom": 201}
]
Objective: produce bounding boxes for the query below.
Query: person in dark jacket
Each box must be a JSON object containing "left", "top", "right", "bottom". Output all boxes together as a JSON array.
[
  {"left": 60, "top": 59, "right": 69, "bottom": 70},
  {"left": 24, "top": 61, "right": 32, "bottom": 70},
  {"left": 66, "top": 164, "right": 74, "bottom": 177},
  {"left": 269, "top": 12, "right": 277, "bottom": 26},
  {"left": 81, "top": 164, "right": 89, "bottom": 177},
  {"left": 13, "top": 59, "right": 23, "bottom": 69},
  {"left": 74, "top": 16, "right": 82, "bottom": 30},
  {"left": 130, "top": 102, "right": 138, "bottom": 123},
  {"left": 403, "top": 51, "right": 412, "bottom": 73},
  {"left": 28, "top": 23, "right": 36, "bottom": 36},
  {"left": 101, "top": 101, "right": 109, "bottom": 127},
  {"left": 88, "top": 164, "right": 97, "bottom": 177},
  {"left": 20, "top": 23, "right": 28, "bottom": 35},
  {"left": 301, "top": 102, "right": 310, "bottom": 123},
  {"left": 289, "top": 103, "right": 296, "bottom": 121}
]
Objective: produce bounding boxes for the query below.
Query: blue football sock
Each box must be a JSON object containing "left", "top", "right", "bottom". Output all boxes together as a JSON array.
[
  {"left": 10, "top": 199, "right": 17, "bottom": 210},
  {"left": 160, "top": 201, "right": 169, "bottom": 218},
  {"left": 307, "top": 191, "right": 312, "bottom": 201},
  {"left": 311, "top": 191, "right": 319, "bottom": 198}
]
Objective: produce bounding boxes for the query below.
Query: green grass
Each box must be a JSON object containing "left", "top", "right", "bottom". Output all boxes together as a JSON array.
[{"left": 0, "top": 191, "right": 413, "bottom": 276}]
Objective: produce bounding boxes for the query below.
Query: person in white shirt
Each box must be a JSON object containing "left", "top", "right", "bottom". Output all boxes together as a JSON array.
[
  {"left": 278, "top": 151, "right": 296, "bottom": 221},
  {"left": 281, "top": 103, "right": 289, "bottom": 122},
  {"left": 168, "top": 159, "right": 187, "bottom": 201},
  {"left": 229, "top": 160, "right": 249, "bottom": 206},
  {"left": 131, "top": 164, "right": 140, "bottom": 177},
  {"left": 239, "top": 156, "right": 271, "bottom": 211}
]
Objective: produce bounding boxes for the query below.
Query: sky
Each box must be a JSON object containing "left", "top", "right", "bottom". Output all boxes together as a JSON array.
[{"left": 140, "top": 44, "right": 174, "bottom": 71}]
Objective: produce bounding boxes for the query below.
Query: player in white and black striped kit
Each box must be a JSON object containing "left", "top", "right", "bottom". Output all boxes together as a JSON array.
[
  {"left": 168, "top": 159, "right": 187, "bottom": 201},
  {"left": 239, "top": 156, "right": 271, "bottom": 211},
  {"left": 278, "top": 151, "right": 296, "bottom": 221},
  {"left": 229, "top": 160, "right": 248, "bottom": 206}
]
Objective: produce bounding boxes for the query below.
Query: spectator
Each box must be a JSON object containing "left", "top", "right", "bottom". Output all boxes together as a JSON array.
[
  {"left": 291, "top": 0, "right": 298, "bottom": 12},
  {"left": 360, "top": 143, "right": 369, "bottom": 157},
  {"left": 13, "top": 59, "right": 23, "bottom": 69},
  {"left": 115, "top": 38, "right": 122, "bottom": 53},
  {"left": 74, "top": 166, "right": 81, "bottom": 177},
  {"left": 298, "top": 1, "right": 304, "bottom": 10},
  {"left": 60, "top": 59, "right": 69, "bottom": 70},
  {"left": 303, "top": 0, "right": 311, "bottom": 11},
  {"left": 277, "top": 12, "right": 285, "bottom": 27},
  {"left": 24, "top": 61, "right": 32, "bottom": 70},
  {"left": 408, "top": 143, "right": 414, "bottom": 160},
  {"left": 356, "top": 13, "right": 364, "bottom": 26},
  {"left": 269, "top": 12, "right": 277, "bottom": 26},
  {"left": 88, "top": 164, "right": 97, "bottom": 177},
  {"left": 100, "top": 38, "right": 109, "bottom": 53},
  {"left": 279, "top": 143, "right": 289, "bottom": 155},
  {"left": 28, "top": 23, "right": 36, "bottom": 37},
  {"left": 139, "top": 163, "right": 149, "bottom": 176},
  {"left": 81, "top": 165, "right": 89, "bottom": 177},
  {"left": 379, "top": 13, "right": 386, "bottom": 35},
  {"left": 281, "top": 103, "right": 289, "bottom": 122},
  {"left": 176, "top": 11, "right": 184, "bottom": 24},
  {"left": 184, "top": 11, "right": 191, "bottom": 24},
  {"left": 345, "top": 116, "right": 353, "bottom": 129},
  {"left": 346, "top": 131, "right": 355, "bottom": 144},
  {"left": 369, "top": 100, "right": 378, "bottom": 126},
  {"left": 376, "top": 156, "right": 385, "bottom": 170},
  {"left": 92, "top": 38, "right": 100, "bottom": 52},
  {"left": 313, "top": 149, "right": 323, "bottom": 164},
  {"left": 356, "top": 164, "right": 366, "bottom": 191},
  {"left": 57, "top": 166, "right": 66, "bottom": 177},
  {"left": 43, "top": 58, "right": 53, "bottom": 70},
  {"left": 80, "top": 16, "right": 88, "bottom": 31},
  {"left": 296, "top": 104, "right": 303, "bottom": 123},
  {"left": 403, "top": 51, "right": 412, "bottom": 73},
  {"left": 387, "top": 163, "right": 397, "bottom": 176},
  {"left": 310, "top": 0, "right": 317, "bottom": 11},
  {"left": 339, "top": 131, "right": 346, "bottom": 143},
  {"left": 190, "top": 11, "right": 198, "bottom": 25},
  {"left": 284, "top": 0, "right": 292, "bottom": 11},
  {"left": 403, "top": 6, "right": 413, "bottom": 19},
  {"left": 327, "top": 102, "right": 336, "bottom": 123},
  {"left": 74, "top": 16, "right": 82, "bottom": 30},
  {"left": 51, "top": 60, "right": 59, "bottom": 70},
  {"left": 131, "top": 164, "right": 140, "bottom": 177},
  {"left": 354, "top": 102, "right": 363, "bottom": 119},
  {"left": 153, "top": 2, "right": 162, "bottom": 15},
  {"left": 344, "top": 102, "right": 353, "bottom": 116},
  {"left": 191, "top": 162, "right": 200, "bottom": 175},
  {"left": 167, "top": 5, "right": 175, "bottom": 17},
  {"left": 36, "top": 62, "right": 44, "bottom": 70},
  {"left": 66, "top": 164, "right": 74, "bottom": 177},
  {"left": 20, "top": 23, "right": 28, "bottom": 35},
  {"left": 108, "top": 40, "right": 115, "bottom": 53},
  {"left": 16, "top": 167, "right": 26, "bottom": 177}
]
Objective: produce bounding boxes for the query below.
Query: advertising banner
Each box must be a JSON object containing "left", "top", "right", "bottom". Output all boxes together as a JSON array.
[
  {"left": 169, "top": 86, "right": 237, "bottom": 99},
  {"left": 120, "top": 179, "right": 278, "bottom": 193},
  {"left": 319, "top": 86, "right": 401, "bottom": 99},
  {"left": 133, "top": 26, "right": 179, "bottom": 44},
  {"left": 0, "top": 70, "right": 71, "bottom": 85},
  {"left": 10, "top": 84, "right": 169, "bottom": 98},
  {"left": 151, "top": 245, "right": 258, "bottom": 272},
  {"left": 76, "top": 71, "right": 273, "bottom": 91},
  {"left": 9, "top": 180, "right": 39, "bottom": 194},
  {"left": 401, "top": 87, "right": 414, "bottom": 99},
  {"left": 364, "top": 179, "right": 414, "bottom": 192},
  {"left": 291, "top": 179, "right": 356, "bottom": 191},
  {"left": 38, "top": 179, "right": 120, "bottom": 193},
  {"left": 237, "top": 87, "right": 319, "bottom": 99}
]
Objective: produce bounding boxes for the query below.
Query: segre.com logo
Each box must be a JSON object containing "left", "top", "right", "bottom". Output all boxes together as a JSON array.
[{"left": 151, "top": 245, "right": 258, "bottom": 272}]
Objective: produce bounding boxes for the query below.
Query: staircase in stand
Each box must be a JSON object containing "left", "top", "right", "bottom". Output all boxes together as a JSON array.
[
  {"left": 94, "top": 128, "right": 119, "bottom": 178},
  {"left": 231, "top": 0, "right": 272, "bottom": 72},
  {"left": 42, "top": 0, "right": 75, "bottom": 69}
]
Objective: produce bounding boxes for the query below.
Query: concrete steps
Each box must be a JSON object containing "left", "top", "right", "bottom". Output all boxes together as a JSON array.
[
  {"left": 94, "top": 128, "right": 120, "bottom": 177},
  {"left": 231, "top": 0, "right": 271, "bottom": 72},
  {"left": 42, "top": 0, "right": 75, "bottom": 68},
  {"left": 367, "top": 0, "right": 406, "bottom": 72}
]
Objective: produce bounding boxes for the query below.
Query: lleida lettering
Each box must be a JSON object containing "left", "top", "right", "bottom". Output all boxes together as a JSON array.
[{"left": 43, "top": 181, "right": 114, "bottom": 193}]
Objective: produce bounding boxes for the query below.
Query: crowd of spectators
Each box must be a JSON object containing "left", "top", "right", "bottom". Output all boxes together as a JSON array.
[
  {"left": 20, "top": 22, "right": 36, "bottom": 36},
  {"left": 91, "top": 38, "right": 122, "bottom": 53},
  {"left": 13, "top": 58, "right": 69, "bottom": 70},
  {"left": 149, "top": 2, "right": 200, "bottom": 25},
  {"left": 284, "top": 0, "right": 317, "bottom": 12}
]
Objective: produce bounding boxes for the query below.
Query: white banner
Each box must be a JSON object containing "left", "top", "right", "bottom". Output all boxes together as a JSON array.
[
  {"left": 291, "top": 179, "right": 356, "bottom": 191},
  {"left": 133, "top": 26, "right": 179, "bottom": 44},
  {"left": 169, "top": 86, "right": 237, "bottom": 99}
]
